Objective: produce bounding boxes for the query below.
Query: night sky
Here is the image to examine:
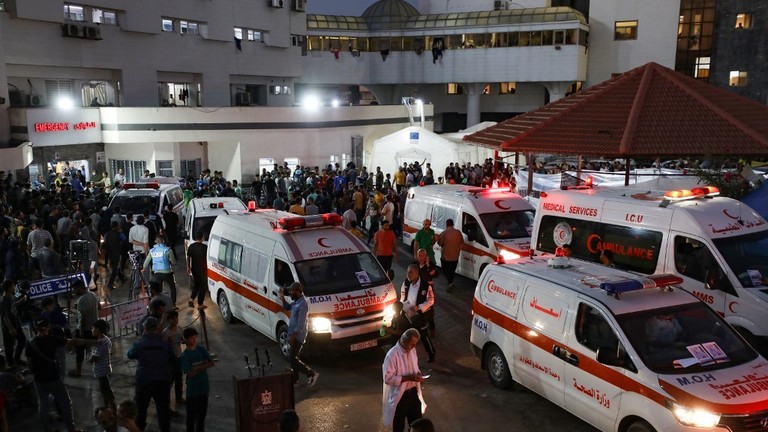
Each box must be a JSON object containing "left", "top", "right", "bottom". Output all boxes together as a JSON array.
[{"left": 307, "top": 0, "right": 419, "bottom": 16}]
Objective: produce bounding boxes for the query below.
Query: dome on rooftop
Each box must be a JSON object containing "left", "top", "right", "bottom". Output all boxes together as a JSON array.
[{"left": 362, "top": 0, "right": 420, "bottom": 30}]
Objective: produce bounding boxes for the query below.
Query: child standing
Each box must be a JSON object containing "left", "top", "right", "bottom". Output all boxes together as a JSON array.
[
  {"left": 90, "top": 319, "right": 115, "bottom": 412},
  {"left": 180, "top": 328, "right": 215, "bottom": 432}
]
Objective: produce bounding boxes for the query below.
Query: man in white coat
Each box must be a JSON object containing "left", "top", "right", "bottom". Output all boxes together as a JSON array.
[{"left": 382, "top": 328, "right": 427, "bottom": 432}]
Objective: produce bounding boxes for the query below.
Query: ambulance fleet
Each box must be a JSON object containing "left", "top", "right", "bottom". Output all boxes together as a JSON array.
[
  {"left": 470, "top": 185, "right": 768, "bottom": 432},
  {"left": 199, "top": 182, "right": 768, "bottom": 431}
]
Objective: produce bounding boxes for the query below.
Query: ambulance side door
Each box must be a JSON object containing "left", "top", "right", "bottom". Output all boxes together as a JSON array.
[
  {"left": 670, "top": 235, "right": 732, "bottom": 317},
  {"left": 459, "top": 211, "right": 490, "bottom": 279},
  {"left": 239, "top": 239, "right": 275, "bottom": 335},
  {"left": 268, "top": 246, "right": 298, "bottom": 329},
  {"left": 513, "top": 283, "right": 567, "bottom": 408},
  {"left": 564, "top": 300, "right": 624, "bottom": 431}
]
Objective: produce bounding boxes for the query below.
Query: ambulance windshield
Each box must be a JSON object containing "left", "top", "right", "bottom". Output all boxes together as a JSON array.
[
  {"left": 110, "top": 192, "right": 159, "bottom": 215},
  {"left": 480, "top": 210, "right": 535, "bottom": 240},
  {"left": 192, "top": 216, "right": 217, "bottom": 241},
  {"left": 712, "top": 230, "right": 768, "bottom": 287},
  {"left": 294, "top": 252, "right": 388, "bottom": 296},
  {"left": 616, "top": 302, "right": 756, "bottom": 374}
]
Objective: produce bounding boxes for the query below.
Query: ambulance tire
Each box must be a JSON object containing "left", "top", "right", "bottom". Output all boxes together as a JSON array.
[
  {"left": 277, "top": 324, "right": 291, "bottom": 359},
  {"left": 485, "top": 345, "right": 513, "bottom": 389},
  {"left": 626, "top": 419, "right": 655, "bottom": 432},
  {"left": 218, "top": 291, "right": 236, "bottom": 324}
]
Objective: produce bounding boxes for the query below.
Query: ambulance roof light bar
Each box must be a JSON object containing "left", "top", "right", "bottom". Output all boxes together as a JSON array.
[
  {"left": 209, "top": 202, "right": 226, "bottom": 209},
  {"left": 277, "top": 213, "right": 343, "bottom": 231},
  {"left": 247, "top": 201, "right": 258, "bottom": 211},
  {"left": 123, "top": 181, "right": 160, "bottom": 190},
  {"left": 661, "top": 186, "right": 720, "bottom": 207},
  {"left": 600, "top": 274, "right": 683, "bottom": 299}
]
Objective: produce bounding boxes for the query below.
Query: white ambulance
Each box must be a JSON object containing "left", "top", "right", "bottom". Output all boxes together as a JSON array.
[
  {"left": 471, "top": 256, "right": 768, "bottom": 432},
  {"left": 182, "top": 197, "right": 247, "bottom": 251},
  {"left": 530, "top": 186, "right": 768, "bottom": 348},
  {"left": 402, "top": 185, "right": 535, "bottom": 280},
  {"left": 207, "top": 210, "right": 397, "bottom": 357}
]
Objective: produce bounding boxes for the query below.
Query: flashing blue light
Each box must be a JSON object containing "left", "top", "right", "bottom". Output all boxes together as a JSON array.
[{"left": 600, "top": 279, "right": 644, "bottom": 295}]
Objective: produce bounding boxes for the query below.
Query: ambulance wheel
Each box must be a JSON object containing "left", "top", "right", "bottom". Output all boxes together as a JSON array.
[
  {"left": 485, "top": 345, "right": 513, "bottom": 389},
  {"left": 626, "top": 420, "right": 655, "bottom": 432},
  {"left": 277, "top": 324, "right": 291, "bottom": 359},
  {"left": 218, "top": 291, "right": 234, "bottom": 324}
]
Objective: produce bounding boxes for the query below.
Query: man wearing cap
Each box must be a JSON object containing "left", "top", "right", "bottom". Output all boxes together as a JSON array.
[
  {"left": 127, "top": 316, "right": 173, "bottom": 432},
  {"left": 144, "top": 234, "right": 177, "bottom": 308},
  {"left": 25, "top": 317, "right": 78, "bottom": 432}
]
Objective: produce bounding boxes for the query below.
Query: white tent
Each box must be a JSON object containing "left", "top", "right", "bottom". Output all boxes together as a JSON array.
[{"left": 368, "top": 126, "right": 495, "bottom": 176}]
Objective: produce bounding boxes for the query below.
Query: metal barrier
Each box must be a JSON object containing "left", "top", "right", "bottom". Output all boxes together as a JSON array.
[{"left": 98, "top": 296, "right": 150, "bottom": 340}]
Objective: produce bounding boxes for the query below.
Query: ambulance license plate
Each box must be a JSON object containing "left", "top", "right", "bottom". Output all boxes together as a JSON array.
[{"left": 350, "top": 339, "right": 377, "bottom": 351}]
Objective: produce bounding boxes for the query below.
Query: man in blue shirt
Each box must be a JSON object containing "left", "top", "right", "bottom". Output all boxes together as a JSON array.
[{"left": 280, "top": 282, "right": 319, "bottom": 387}]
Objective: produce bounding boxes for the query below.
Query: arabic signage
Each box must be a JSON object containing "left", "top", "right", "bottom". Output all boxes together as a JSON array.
[
  {"left": 28, "top": 273, "right": 87, "bottom": 299},
  {"left": 522, "top": 291, "right": 567, "bottom": 336},
  {"left": 114, "top": 298, "right": 150, "bottom": 328},
  {"left": 26, "top": 108, "right": 102, "bottom": 147},
  {"left": 234, "top": 372, "right": 294, "bottom": 432}
]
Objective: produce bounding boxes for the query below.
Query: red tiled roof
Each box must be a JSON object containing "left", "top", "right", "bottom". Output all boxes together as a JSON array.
[{"left": 463, "top": 62, "right": 768, "bottom": 157}]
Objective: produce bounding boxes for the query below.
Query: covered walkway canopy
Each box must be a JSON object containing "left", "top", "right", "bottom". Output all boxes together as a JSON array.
[{"left": 463, "top": 62, "right": 768, "bottom": 158}]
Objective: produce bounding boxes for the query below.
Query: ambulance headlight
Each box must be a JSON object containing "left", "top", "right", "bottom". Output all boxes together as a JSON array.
[
  {"left": 382, "top": 305, "right": 395, "bottom": 325},
  {"left": 310, "top": 317, "right": 332, "bottom": 333},
  {"left": 667, "top": 400, "right": 720, "bottom": 428}
]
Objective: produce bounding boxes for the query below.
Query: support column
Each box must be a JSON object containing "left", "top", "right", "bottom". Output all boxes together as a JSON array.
[
  {"left": 464, "top": 83, "right": 484, "bottom": 128},
  {"left": 543, "top": 81, "right": 571, "bottom": 103}
]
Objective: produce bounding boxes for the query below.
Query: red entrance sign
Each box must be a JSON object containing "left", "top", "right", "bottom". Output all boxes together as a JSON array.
[{"left": 34, "top": 121, "right": 97, "bottom": 132}]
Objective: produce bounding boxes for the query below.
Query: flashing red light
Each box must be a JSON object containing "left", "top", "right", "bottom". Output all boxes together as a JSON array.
[
  {"left": 540, "top": 192, "right": 548, "bottom": 198},
  {"left": 554, "top": 247, "right": 564, "bottom": 257},
  {"left": 321, "top": 213, "right": 343, "bottom": 226},
  {"left": 247, "top": 201, "right": 257, "bottom": 211},
  {"left": 585, "top": 176, "right": 594, "bottom": 187},
  {"left": 496, "top": 254, "right": 505, "bottom": 264},
  {"left": 278, "top": 217, "right": 306, "bottom": 231},
  {"left": 123, "top": 182, "right": 160, "bottom": 190},
  {"left": 218, "top": 202, "right": 225, "bottom": 208}
]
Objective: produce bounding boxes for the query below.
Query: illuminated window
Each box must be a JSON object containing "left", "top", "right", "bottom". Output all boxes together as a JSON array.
[
  {"left": 694, "top": 57, "right": 710, "bottom": 80},
  {"left": 92, "top": 8, "right": 117, "bottom": 25},
  {"left": 180, "top": 20, "right": 199, "bottom": 35},
  {"left": 447, "top": 83, "right": 463, "bottom": 95},
  {"left": 614, "top": 20, "right": 638, "bottom": 40},
  {"left": 729, "top": 71, "right": 748, "bottom": 87},
  {"left": 735, "top": 13, "right": 752, "bottom": 29},
  {"left": 64, "top": 4, "right": 85, "bottom": 21},
  {"left": 162, "top": 19, "right": 174, "bottom": 32},
  {"left": 247, "top": 30, "right": 262, "bottom": 41},
  {"left": 499, "top": 82, "right": 517, "bottom": 95},
  {"left": 234, "top": 28, "right": 243, "bottom": 40}
]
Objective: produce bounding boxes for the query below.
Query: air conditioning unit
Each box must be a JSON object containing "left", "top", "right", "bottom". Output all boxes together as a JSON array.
[
  {"left": 269, "top": 0, "right": 284, "bottom": 8},
  {"left": 494, "top": 1, "right": 504, "bottom": 10},
  {"left": 61, "top": 23, "right": 81, "bottom": 38},
  {"left": 235, "top": 92, "right": 252, "bottom": 106},
  {"left": 294, "top": 0, "right": 306, "bottom": 11},
  {"left": 84, "top": 26, "right": 102, "bottom": 40},
  {"left": 26, "top": 94, "right": 45, "bottom": 107}
]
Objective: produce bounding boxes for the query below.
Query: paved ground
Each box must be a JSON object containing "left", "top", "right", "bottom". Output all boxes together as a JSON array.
[{"left": 8, "top": 241, "right": 598, "bottom": 432}]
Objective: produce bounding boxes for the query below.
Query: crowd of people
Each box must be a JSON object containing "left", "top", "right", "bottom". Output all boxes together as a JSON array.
[{"left": 0, "top": 156, "right": 512, "bottom": 431}]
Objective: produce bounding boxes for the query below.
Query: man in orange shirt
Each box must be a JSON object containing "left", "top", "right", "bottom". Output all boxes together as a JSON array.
[
  {"left": 372, "top": 220, "right": 397, "bottom": 273},
  {"left": 437, "top": 218, "right": 464, "bottom": 293}
]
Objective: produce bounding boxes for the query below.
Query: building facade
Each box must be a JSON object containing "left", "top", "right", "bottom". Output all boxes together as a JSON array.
[{"left": 0, "top": 0, "right": 709, "bottom": 181}]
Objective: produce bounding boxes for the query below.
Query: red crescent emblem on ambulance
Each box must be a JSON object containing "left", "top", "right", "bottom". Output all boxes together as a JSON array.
[
  {"left": 723, "top": 209, "right": 739, "bottom": 220},
  {"left": 728, "top": 301, "right": 738, "bottom": 313},
  {"left": 317, "top": 237, "right": 331, "bottom": 248},
  {"left": 495, "top": 200, "right": 511, "bottom": 210}
]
